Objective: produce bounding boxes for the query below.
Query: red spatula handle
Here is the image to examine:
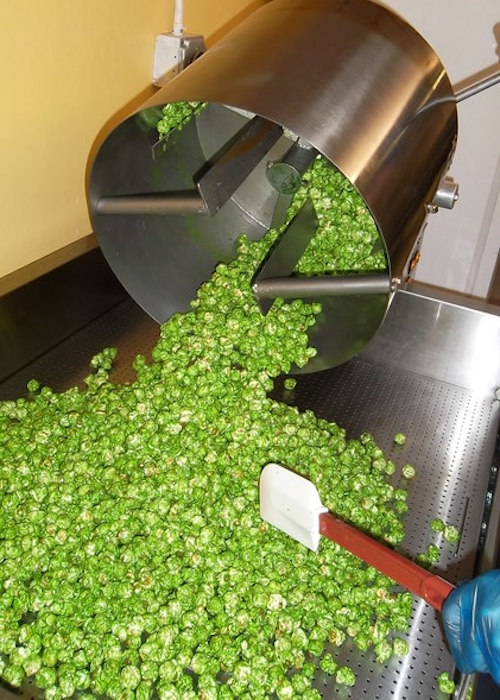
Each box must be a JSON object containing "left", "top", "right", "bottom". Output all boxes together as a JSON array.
[{"left": 319, "top": 512, "right": 454, "bottom": 612}]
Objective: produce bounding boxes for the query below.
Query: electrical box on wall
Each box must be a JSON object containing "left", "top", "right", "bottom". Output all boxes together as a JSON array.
[{"left": 153, "top": 32, "right": 205, "bottom": 87}]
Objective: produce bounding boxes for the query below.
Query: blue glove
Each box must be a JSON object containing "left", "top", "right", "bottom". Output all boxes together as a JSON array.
[{"left": 442, "top": 569, "right": 500, "bottom": 684}]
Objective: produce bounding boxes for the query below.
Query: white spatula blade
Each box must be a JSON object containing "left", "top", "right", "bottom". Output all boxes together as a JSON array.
[{"left": 259, "top": 463, "right": 328, "bottom": 551}]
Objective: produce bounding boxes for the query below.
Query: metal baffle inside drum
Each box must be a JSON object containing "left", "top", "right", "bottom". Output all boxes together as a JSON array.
[{"left": 88, "top": 0, "right": 458, "bottom": 372}]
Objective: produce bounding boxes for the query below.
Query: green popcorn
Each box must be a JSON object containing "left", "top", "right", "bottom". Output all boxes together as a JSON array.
[
  {"left": 443, "top": 525, "right": 461, "bottom": 544},
  {"left": 393, "top": 638, "right": 409, "bottom": 657},
  {"left": 430, "top": 518, "right": 445, "bottom": 533},
  {"left": 402, "top": 464, "right": 416, "bottom": 479},
  {"left": 336, "top": 666, "right": 356, "bottom": 686},
  {"left": 437, "top": 671, "right": 456, "bottom": 694}
]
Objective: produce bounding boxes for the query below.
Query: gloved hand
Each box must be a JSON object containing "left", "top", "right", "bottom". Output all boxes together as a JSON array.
[{"left": 442, "top": 569, "right": 500, "bottom": 684}]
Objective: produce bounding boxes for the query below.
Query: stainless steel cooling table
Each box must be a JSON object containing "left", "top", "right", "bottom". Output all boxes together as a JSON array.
[{"left": 1, "top": 285, "right": 500, "bottom": 700}]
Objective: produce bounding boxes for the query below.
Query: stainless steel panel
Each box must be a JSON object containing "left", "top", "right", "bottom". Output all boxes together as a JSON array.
[
  {"left": 196, "top": 115, "right": 283, "bottom": 214},
  {"left": 272, "top": 292, "right": 500, "bottom": 698},
  {"left": 363, "top": 288, "right": 500, "bottom": 397},
  {"left": 0, "top": 249, "right": 126, "bottom": 384},
  {"left": 0, "top": 299, "right": 157, "bottom": 401}
]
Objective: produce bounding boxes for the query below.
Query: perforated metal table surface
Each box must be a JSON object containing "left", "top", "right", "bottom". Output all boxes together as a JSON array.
[{"left": 1, "top": 288, "right": 500, "bottom": 700}]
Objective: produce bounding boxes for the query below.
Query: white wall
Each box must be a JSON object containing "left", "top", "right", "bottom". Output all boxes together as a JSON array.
[{"left": 385, "top": 1, "right": 500, "bottom": 297}]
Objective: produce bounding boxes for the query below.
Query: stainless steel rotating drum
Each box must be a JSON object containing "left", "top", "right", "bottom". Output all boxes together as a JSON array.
[{"left": 88, "top": 0, "right": 458, "bottom": 372}]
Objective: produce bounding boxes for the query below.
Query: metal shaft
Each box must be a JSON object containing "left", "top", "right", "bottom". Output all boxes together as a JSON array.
[
  {"left": 454, "top": 68, "right": 500, "bottom": 103},
  {"left": 267, "top": 140, "right": 318, "bottom": 195},
  {"left": 253, "top": 274, "right": 390, "bottom": 299},
  {"left": 95, "top": 192, "right": 207, "bottom": 215},
  {"left": 267, "top": 140, "right": 319, "bottom": 229}
]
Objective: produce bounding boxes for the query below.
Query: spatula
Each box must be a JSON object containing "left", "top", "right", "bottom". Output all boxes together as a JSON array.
[{"left": 259, "top": 463, "right": 455, "bottom": 611}]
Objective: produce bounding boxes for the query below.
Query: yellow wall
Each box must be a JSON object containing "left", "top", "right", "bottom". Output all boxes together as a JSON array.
[{"left": 0, "top": 0, "right": 265, "bottom": 289}]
